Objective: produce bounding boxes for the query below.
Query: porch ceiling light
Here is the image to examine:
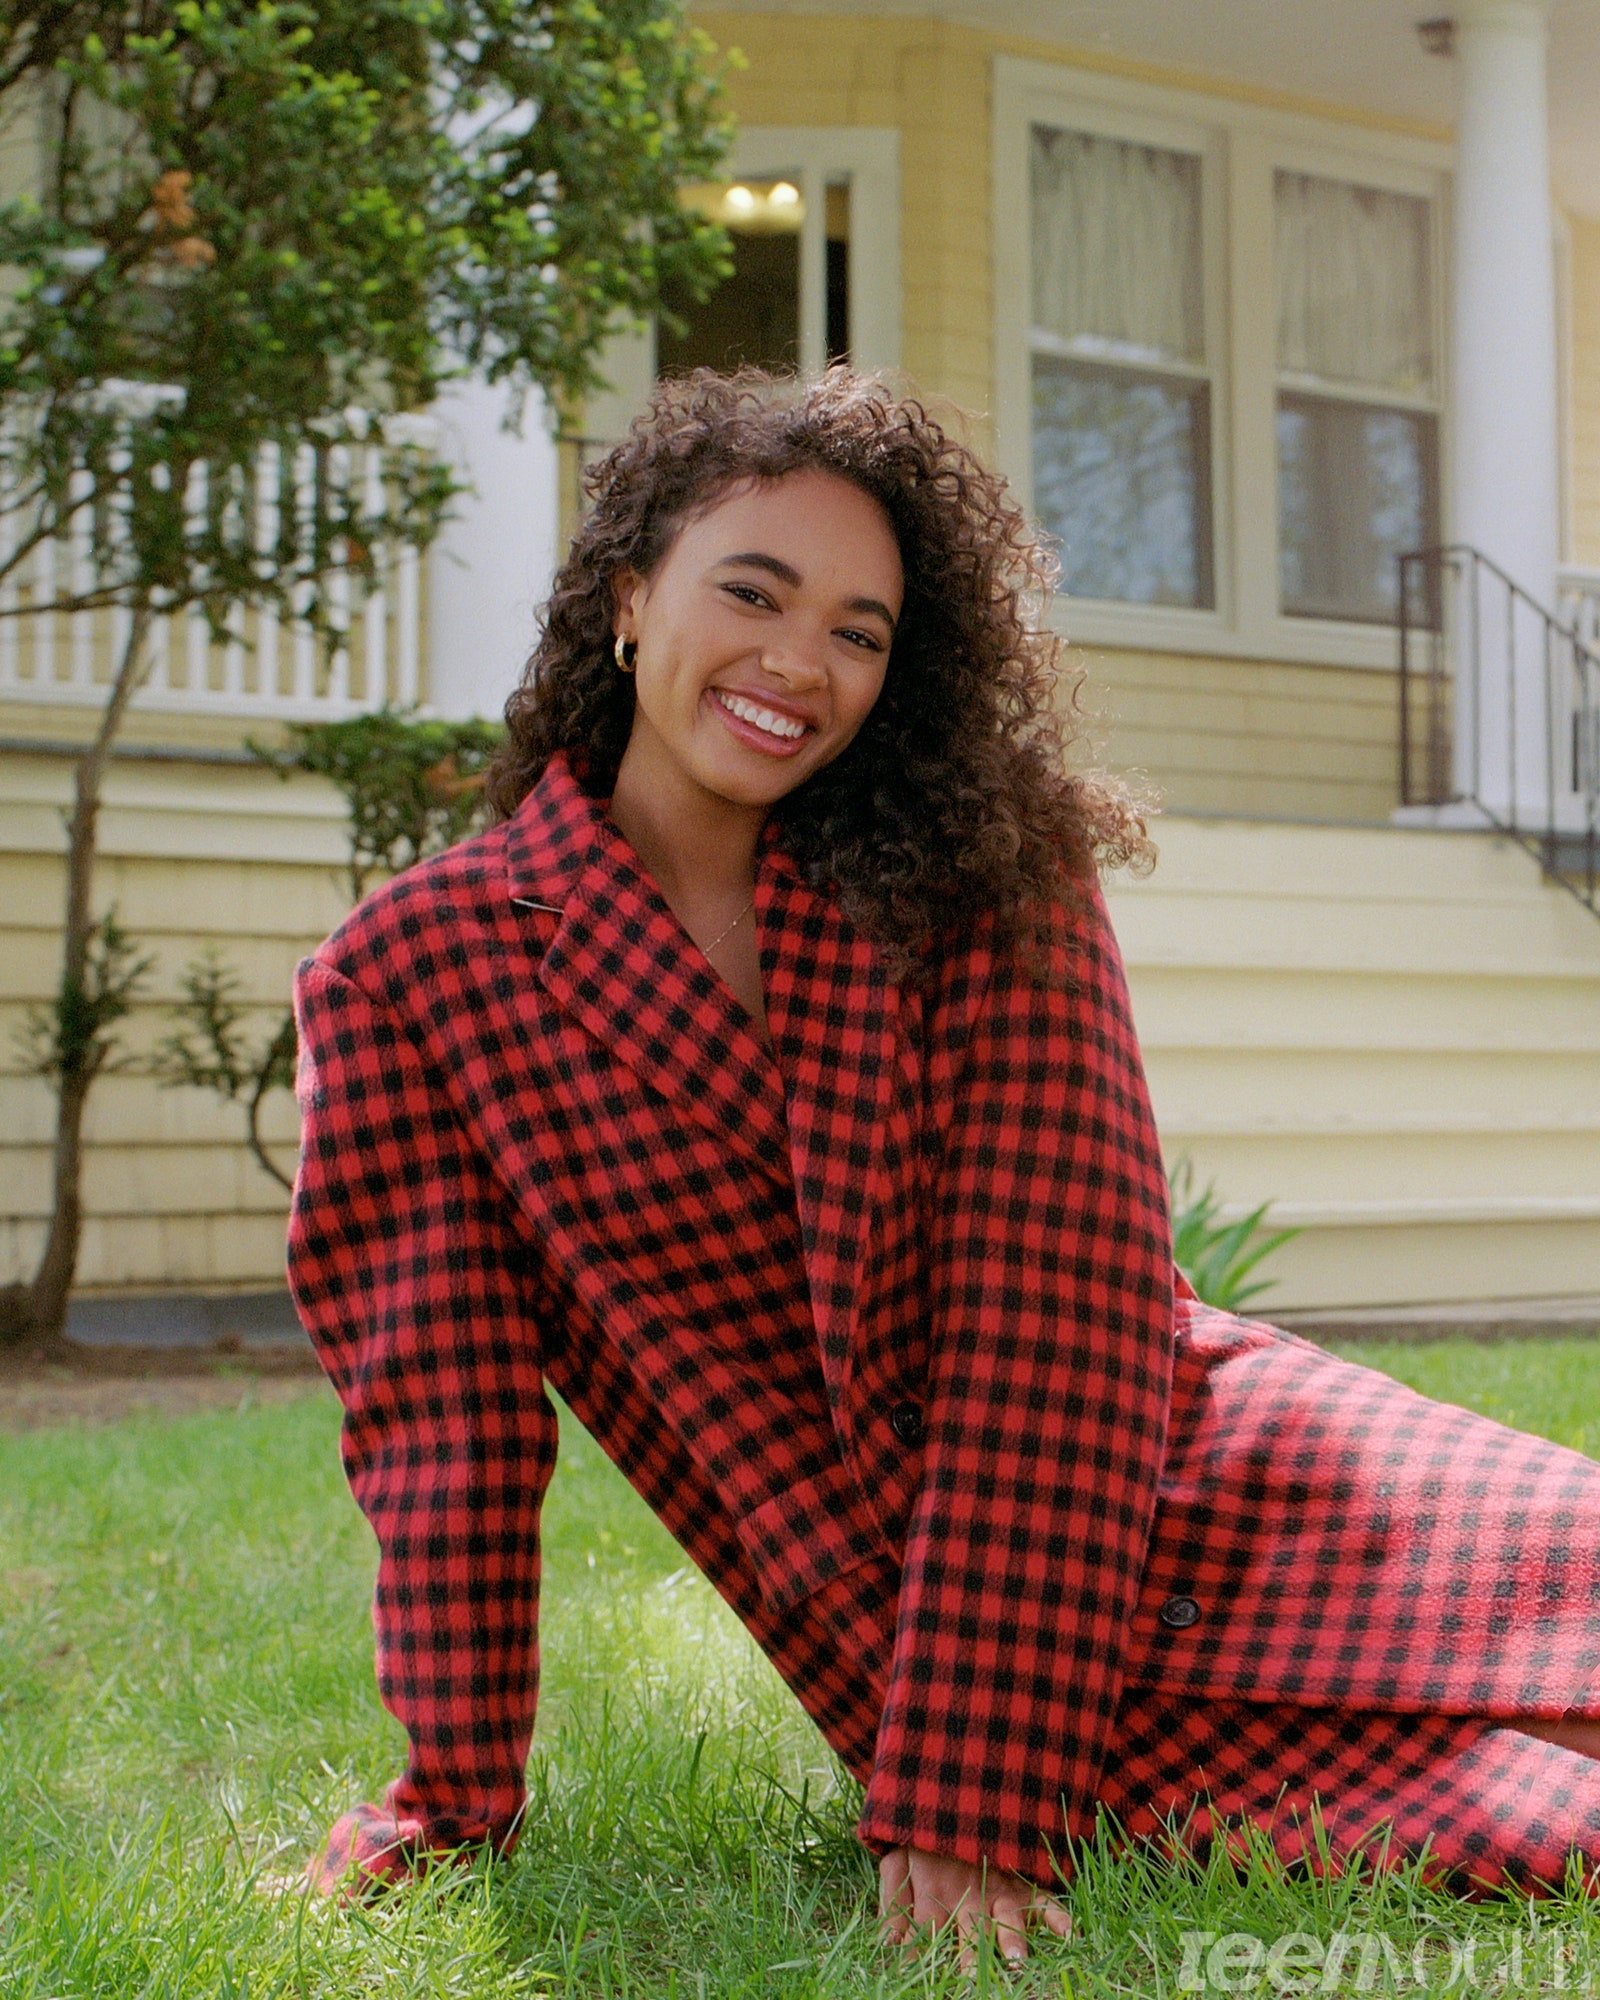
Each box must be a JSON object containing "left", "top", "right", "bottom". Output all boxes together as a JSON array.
[{"left": 725, "top": 184, "right": 756, "bottom": 214}]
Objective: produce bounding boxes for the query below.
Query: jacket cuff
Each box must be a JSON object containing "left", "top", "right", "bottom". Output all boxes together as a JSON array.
[
  {"left": 308, "top": 1782, "right": 521, "bottom": 1898},
  {"left": 853, "top": 1794, "right": 1078, "bottom": 1893}
]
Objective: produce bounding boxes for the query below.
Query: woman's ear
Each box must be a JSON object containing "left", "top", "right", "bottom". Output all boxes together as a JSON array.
[{"left": 610, "top": 567, "right": 646, "bottom": 643}]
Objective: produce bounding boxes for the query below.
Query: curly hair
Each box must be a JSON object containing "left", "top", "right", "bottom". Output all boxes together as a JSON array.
[{"left": 487, "top": 367, "right": 1153, "bottom": 978}]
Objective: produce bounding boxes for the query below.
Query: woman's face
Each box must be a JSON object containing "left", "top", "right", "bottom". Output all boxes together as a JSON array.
[{"left": 613, "top": 468, "right": 903, "bottom": 814}]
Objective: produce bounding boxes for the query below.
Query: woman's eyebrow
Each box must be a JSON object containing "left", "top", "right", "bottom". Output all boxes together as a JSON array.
[
  {"left": 715, "top": 552, "right": 803, "bottom": 587},
  {"left": 845, "top": 593, "right": 898, "bottom": 632},
  {"left": 715, "top": 552, "right": 897, "bottom": 631}
]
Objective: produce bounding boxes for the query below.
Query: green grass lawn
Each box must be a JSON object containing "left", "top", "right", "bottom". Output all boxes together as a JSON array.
[{"left": 6, "top": 1340, "right": 1600, "bottom": 1997}]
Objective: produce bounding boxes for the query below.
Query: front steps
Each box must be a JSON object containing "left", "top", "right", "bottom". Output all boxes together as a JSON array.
[{"left": 1105, "top": 817, "right": 1600, "bottom": 1313}]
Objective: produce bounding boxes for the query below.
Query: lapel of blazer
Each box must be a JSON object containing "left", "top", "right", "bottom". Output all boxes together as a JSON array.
[
  {"left": 505, "top": 753, "right": 791, "bottom": 1186},
  {"left": 504, "top": 754, "right": 901, "bottom": 1383},
  {"left": 760, "top": 845, "right": 900, "bottom": 1392}
]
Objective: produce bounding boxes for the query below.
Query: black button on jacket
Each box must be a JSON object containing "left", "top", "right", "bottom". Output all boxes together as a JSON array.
[{"left": 890, "top": 1400, "right": 924, "bottom": 1446}]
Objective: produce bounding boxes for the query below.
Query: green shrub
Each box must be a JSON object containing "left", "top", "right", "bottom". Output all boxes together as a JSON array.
[{"left": 1168, "top": 1156, "right": 1300, "bottom": 1312}]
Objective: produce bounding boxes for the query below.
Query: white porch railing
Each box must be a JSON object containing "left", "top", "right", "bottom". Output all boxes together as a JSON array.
[{"left": 0, "top": 428, "right": 431, "bottom": 722}]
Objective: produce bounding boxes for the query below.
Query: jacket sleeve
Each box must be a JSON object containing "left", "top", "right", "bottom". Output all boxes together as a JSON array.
[
  {"left": 856, "top": 883, "right": 1175, "bottom": 1887},
  {"left": 287, "top": 956, "right": 558, "bottom": 1888}
]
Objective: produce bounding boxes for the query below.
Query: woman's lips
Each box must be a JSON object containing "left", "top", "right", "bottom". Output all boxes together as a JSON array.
[{"left": 707, "top": 686, "right": 814, "bottom": 758}]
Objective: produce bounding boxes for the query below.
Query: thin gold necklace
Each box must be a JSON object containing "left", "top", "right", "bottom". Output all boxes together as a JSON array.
[{"left": 696, "top": 897, "right": 754, "bottom": 958}]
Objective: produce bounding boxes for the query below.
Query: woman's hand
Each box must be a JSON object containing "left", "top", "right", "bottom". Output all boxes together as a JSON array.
[{"left": 878, "top": 1844, "right": 1072, "bottom": 1968}]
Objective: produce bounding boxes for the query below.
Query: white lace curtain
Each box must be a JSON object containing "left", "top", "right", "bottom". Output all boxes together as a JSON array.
[
  {"left": 1275, "top": 171, "right": 1434, "bottom": 396},
  {"left": 1030, "top": 124, "right": 1204, "bottom": 364}
]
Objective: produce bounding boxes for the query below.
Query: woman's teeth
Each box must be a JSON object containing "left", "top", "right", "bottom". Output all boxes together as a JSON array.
[{"left": 713, "top": 690, "right": 807, "bottom": 740}]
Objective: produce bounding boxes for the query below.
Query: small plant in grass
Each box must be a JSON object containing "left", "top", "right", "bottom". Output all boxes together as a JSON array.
[
  {"left": 11, "top": 910, "right": 156, "bottom": 1335},
  {"left": 153, "top": 949, "right": 299, "bottom": 1191},
  {"left": 158, "top": 708, "right": 506, "bottom": 1186},
  {"left": 1168, "top": 1156, "right": 1300, "bottom": 1312}
]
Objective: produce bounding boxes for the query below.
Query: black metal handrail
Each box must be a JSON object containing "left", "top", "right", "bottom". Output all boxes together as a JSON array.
[{"left": 1398, "top": 544, "right": 1599, "bottom": 920}]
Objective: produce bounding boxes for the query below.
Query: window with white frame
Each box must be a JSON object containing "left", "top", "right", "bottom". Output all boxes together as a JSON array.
[
  {"left": 995, "top": 58, "right": 1448, "bottom": 665},
  {"left": 1029, "top": 124, "right": 1215, "bottom": 609},
  {"left": 1274, "top": 170, "right": 1440, "bottom": 624}
]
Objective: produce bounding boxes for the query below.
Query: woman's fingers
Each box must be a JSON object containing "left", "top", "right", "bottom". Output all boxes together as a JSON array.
[
  {"left": 989, "top": 1885, "right": 1033, "bottom": 1965},
  {"left": 878, "top": 1845, "right": 1071, "bottom": 1967},
  {"left": 877, "top": 1846, "right": 913, "bottom": 1944},
  {"left": 953, "top": 1892, "right": 988, "bottom": 1972},
  {"left": 910, "top": 1850, "right": 978, "bottom": 1940}
]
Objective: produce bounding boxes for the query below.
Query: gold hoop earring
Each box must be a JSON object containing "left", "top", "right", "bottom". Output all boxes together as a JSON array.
[{"left": 614, "top": 634, "right": 637, "bottom": 673}]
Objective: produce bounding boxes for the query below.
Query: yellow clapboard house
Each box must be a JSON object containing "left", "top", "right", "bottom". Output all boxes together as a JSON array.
[{"left": 3, "top": 0, "right": 1599, "bottom": 1318}]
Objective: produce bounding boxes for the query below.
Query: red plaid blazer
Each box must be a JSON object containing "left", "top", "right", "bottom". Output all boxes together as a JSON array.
[
  {"left": 290, "top": 750, "right": 1600, "bottom": 1896},
  {"left": 290, "top": 748, "right": 1174, "bottom": 1884}
]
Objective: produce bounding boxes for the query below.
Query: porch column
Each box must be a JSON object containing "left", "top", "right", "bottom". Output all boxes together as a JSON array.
[
  {"left": 425, "top": 378, "right": 560, "bottom": 723},
  {"left": 1449, "top": 0, "right": 1561, "bottom": 821}
]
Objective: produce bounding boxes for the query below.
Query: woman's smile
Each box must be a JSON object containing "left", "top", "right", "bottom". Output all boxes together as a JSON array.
[{"left": 706, "top": 685, "right": 813, "bottom": 754}]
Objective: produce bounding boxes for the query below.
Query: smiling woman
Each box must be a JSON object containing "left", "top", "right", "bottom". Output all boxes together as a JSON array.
[
  {"left": 604, "top": 470, "right": 903, "bottom": 1042},
  {"left": 489, "top": 368, "right": 1152, "bottom": 979},
  {"left": 287, "top": 368, "right": 1600, "bottom": 1971}
]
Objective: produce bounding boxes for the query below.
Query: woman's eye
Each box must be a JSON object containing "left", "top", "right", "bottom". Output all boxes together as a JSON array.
[
  {"left": 838, "top": 627, "right": 886, "bottom": 652},
  {"left": 723, "top": 582, "right": 772, "bottom": 608}
]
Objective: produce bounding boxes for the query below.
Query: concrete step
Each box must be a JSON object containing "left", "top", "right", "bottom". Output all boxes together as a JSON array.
[
  {"left": 1106, "top": 816, "right": 1600, "bottom": 1311},
  {"left": 1129, "top": 967, "right": 1600, "bottom": 1054},
  {"left": 1114, "top": 893, "right": 1599, "bottom": 977},
  {"left": 64, "top": 1286, "right": 308, "bottom": 1350},
  {"left": 1140, "top": 1047, "right": 1600, "bottom": 1131},
  {"left": 1150, "top": 1127, "right": 1600, "bottom": 1209}
]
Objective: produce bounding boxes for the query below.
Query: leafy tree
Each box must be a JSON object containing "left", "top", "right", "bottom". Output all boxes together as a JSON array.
[{"left": 0, "top": 0, "right": 731, "bottom": 1345}]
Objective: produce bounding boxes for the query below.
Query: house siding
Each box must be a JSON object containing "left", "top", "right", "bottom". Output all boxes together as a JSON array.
[
  {"left": 1, "top": 752, "right": 348, "bottom": 1294},
  {"left": 693, "top": 12, "right": 996, "bottom": 422},
  {"left": 692, "top": 7, "right": 1452, "bottom": 434},
  {"left": 1072, "top": 651, "right": 1401, "bottom": 822}
]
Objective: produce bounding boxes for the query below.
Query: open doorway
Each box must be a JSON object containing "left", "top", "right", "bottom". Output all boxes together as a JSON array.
[
  {"left": 658, "top": 173, "right": 854, "bottom": 374},
  {"left": 571, "top": 128, "right": 900, "bottom": 530}
]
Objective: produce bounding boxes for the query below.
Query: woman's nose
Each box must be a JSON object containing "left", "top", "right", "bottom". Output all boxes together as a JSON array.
[{"left": 761, "top": 630, "right": 829, "bottom": 687}]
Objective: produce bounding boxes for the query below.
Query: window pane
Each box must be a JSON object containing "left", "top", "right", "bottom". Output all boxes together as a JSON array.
[
  {"left": 1278, "top": 393, "right": 1438, "bottom": 623},
  {"left": 1031, "top": 125, "right": 1203, "bottom": 364},
  {"left": 658, "top": 178, "right": 802, "bottom": 376},
  {"left": 1275, "top": 171, "right": 1434, "bottom": 395},
  {"left": 1034, "top": 357, "right": 1214, "bottom": 609}
]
